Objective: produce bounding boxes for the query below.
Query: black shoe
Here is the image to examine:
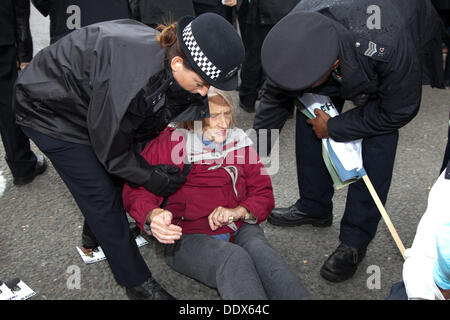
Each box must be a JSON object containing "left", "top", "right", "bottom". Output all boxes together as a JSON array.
[
  {"left": 320, "top": 243, "right": 366, "bottom": 283},
  {"left": 129, "top": 222, "right": 141, "bottom": 240},
  {"left": 268, "top": 205, "right": 332, "bottom": 227},
  {"left": 126, "top": 277, "right": 176, "bottom": 300},
  {"left": 13, "top": 154, "right": 47, "bottom": 186},
  {"left": 239, "top": 102, "right": 255, "bottom": 113},
  {"left": 81, "top": 221, "right": 141, "bottom": 249}
]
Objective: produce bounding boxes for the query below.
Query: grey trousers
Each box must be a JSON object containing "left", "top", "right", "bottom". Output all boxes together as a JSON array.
[{"left": 164, "top": 224, "right": 310, "bottom": 300}]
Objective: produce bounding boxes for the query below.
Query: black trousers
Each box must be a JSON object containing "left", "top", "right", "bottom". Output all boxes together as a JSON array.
[
  {"left": 238, "top": 22, "right": 273, "bottom": 109},
  {"left": 21, "top": 126, "right": 151, "bottom": 287},
  {"left": 193, "top": 3, "right": 232, "bottom": 24},
  {"left": 0, "top": 45, "right": 36, "bottom": 178},
  {"left": 294, "top": 109, "right": 399, "bottom": 249}
]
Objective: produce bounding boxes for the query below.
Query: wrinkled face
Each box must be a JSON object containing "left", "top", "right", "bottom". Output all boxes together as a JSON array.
[
  {"left": 202, "top": 95, "right": 233, "bottom": 145},
  {"left": 171, "top": 56, "right": 210, "bottom": 96}
]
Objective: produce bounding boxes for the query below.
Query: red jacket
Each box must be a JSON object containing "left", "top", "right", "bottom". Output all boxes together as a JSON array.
[{"left": 123, "top": 127, "right": 275, "bottom": 235}]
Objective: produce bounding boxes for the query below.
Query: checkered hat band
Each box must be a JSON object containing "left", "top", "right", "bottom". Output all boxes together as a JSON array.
[{"left": 182, "top": 23, "right": 221, "bottom": 80}]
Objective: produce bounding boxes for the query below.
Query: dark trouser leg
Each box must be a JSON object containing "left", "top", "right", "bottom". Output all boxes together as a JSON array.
[
  {"left": 238, "top": 23, "right": 272, "bottom": 110},
  {"left": 233, "top": 224, "right": 310, "bottom": 300},
  {"left": 165, "top": 233, "right": 268, "bottom": 299},
  {"left": 193, "top": 3, "right": 227, "bottom": 19},
  {"left": 21, "top": 127, "right": 151, "bottom": 287},
  {"left": 0, "top": 45, "right": 36, "bottom": 178},
  {"left": 444, "top": 26, "right": 450, "bottom": 84},
  {"left": 294, "top": 98, "right": 345, "bottom": 216},
  {"left": 340, "top": 130, "right": 399, "bottom": 249},
  {"left": 294, "top": 110, "right": 334, "bottom": 217}
]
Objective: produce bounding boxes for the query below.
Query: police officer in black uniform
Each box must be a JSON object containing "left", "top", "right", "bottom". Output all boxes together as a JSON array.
[
  {"left": 32, "top": 0, "right": 135, "bottom": 255},
  {"left": 255, "top": 0, "right": 445, "bottom": 283},
  {"left": 0, "top": 0, "right": 47, "bottom": 186}
]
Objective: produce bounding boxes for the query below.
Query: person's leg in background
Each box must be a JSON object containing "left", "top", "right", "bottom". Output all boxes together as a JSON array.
[
  {"left": 0, "top": 45, "right": 46, "bottom": 184},
  {"left": 193, "top": 1, "right": 228, "bottom": 19},
  {"left": 238, "top": 23, "right": 272, "bottom": 113},
  {"left": 237, "top": 1, "right": 272, "bottom": 114}
]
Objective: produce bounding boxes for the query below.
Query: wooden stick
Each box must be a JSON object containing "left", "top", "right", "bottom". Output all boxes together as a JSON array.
[{"left": 362, "top": 175, "right": 406, "bottom": 259}]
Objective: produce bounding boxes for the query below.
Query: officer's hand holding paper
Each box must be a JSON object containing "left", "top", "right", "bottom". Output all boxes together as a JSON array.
[
  {"left": 307, "top": 109, "right": 331, "bottom": 139},
  {"left": 299, "top": 93, "right": 365, "bottom": 189}
]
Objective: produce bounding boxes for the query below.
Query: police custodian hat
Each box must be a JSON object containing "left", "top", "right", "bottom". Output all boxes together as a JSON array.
[
  {"left": 261, "top": 11, "right": 339, "bottom": 91},
  {"left": 177, "top": 13, "right": 245, "bottom": 91}
]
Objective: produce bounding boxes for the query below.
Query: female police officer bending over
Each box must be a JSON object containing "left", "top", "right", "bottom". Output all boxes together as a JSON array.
[
  {"left": 14, "top": 13, "right": 244, "bottom": 300},
  {"left": 123, "top": 87, "right": 310, "bottom": 300}
]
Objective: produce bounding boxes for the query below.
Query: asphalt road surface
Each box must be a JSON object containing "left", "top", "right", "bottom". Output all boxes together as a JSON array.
[{"left": 0, "top": 7, "right": 449, "bottom": 301}]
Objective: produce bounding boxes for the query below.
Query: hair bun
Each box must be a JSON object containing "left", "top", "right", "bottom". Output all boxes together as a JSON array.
[{"left": 156, "top": 23, "right": 178, "bottom": 48}]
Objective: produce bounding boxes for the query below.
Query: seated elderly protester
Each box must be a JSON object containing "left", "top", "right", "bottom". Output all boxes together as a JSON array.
[{"left": 123, "top": 87, "right": 310, "bottom": 300}]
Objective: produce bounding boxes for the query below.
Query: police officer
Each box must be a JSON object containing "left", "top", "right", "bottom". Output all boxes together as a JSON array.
[
  {"left": 31, "top": 0, "right": 131, "bottom": 44},
  {"left": 14, "top": 13, "right": 244, "bottom": 299},
  {"left": 32, "top": 0, "right": 134, "bottom": 255},
  {"left": 0, "top": 0, "right": 47, "bottom": 186},
  {"left": 255, "top": 0, "right": 445, "bottom": 282}
]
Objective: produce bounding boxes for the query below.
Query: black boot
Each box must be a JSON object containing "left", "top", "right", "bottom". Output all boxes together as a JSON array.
[
  {"left": 268, "top": 205, "right": 332, "bottom": 227},
  {"left": 129, "top": 222, "right": 141, "bottom": 240},
  {"left": 126, "top": 277, "right": 176, "bottom": 300},
  {"left": 81, "top": 222, "right": 99, "bottom": 250},
  {"left": 13, "top": 154, "right": 48, "bottom": 186},
  {"left": 320, "top": 243, "right": 367, "bottom": 282},
  {"left": 81, "top": 221, "right": 141, "bottom": 249}
]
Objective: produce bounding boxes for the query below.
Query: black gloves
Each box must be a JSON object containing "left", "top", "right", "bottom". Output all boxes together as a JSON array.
[{"left": 143, "top": 164, "right": 187, "bottom": 197}]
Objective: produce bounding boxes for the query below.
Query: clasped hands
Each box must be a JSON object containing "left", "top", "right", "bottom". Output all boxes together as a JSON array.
[
  {"left": 306, "top": 108, "right": 331, "bottom": 139},
  {"left": 148, "top": 206, "right": 247, "bottom": 244}
]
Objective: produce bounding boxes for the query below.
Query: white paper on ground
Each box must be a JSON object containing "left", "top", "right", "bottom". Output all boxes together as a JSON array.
[
  {"left": 0, "top": 280, "right": 36, "bottom": 300},
  {"left": 9, "top": 280, "right": 36, "bottom": 300},
  {"left": 0, "top": 282, "right": 16, "bottom": 300},
  {"left": 0, "top": 170, "right": 6, "bottom": 198},
  {"left": 77, "top": 235, "right": 149, "bottom": 264}
]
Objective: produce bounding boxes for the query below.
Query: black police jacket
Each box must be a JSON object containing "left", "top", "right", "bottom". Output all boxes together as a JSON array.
[
  {"left": 0, "top": 0, "right": 33, "bottom": 62},
  {"left": 14, "top": 19, "right": 209, "bottom": 187},
  {"left": 255, "top": 0, "right": 445, "bottom": 143},
  {"left": 32, "top": 0, "right": 131, "bottom": 44}
]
